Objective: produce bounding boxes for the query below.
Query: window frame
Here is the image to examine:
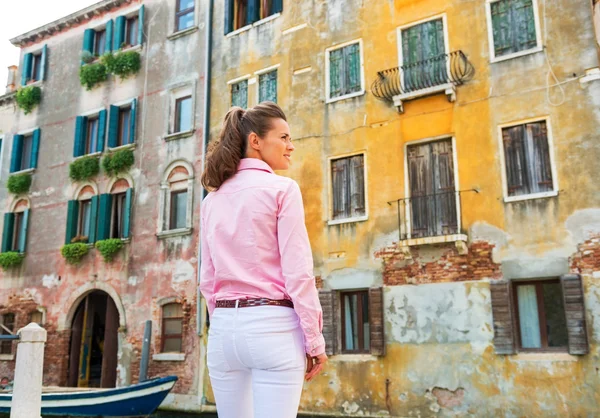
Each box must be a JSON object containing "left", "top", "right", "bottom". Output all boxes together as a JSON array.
[
  {"left": 77, "top": 198, "right": 93, "bottom": 241},
  {"left": 19, "top": 133, "right": 33, "bottom": 172},
  {"left": 327, "top": 151, "right": 369, "bottom": 226},
  {"left": 169, "top": 189, "right": 188, "bottom": 231},
  {"left": 0, "top": 313, "right": 15, "bottom": 355},
  {"left": 11, "top": 211, "right": 24, "bottom": 252},
  {"left": 93, "top": 29, "right": 107, "bottom": 57},
  {"left": 485, "top": 0, "right": 543, "bottom": 63},
  {"left": 158, "top": 161, "right": 194, "bottom": 237},
  {"left": 340, "top": 290, "right": 370, "bottom": 355},
  {"left": 325, "top": 39, "right": 366, "bottom": 104},
  {"left": 84, "top": 116, "right": 99, "bottom": 156},
  {"left": 175, "top": 0, "right": 196, "bottom": 32},
  {"left": 497, "top": 117, "right": 558, "bottom": 203},
  {"left": 174, "top": 95, "right": 193, "bottom": 133},
  {"left": 117, "top": 105, "right": 132, "bottom": 147},
  {"left": 125, "top": 15, "right": 140, "bottom": 47},
  {"left": 512, "top": 279, "right": 569, "bottom": 353},
  {"left": 30, "top": 53, "right": 43, "bottom": 83},
  {"left": 229, "top": 77, "right": 249, "bottom": 108},
  {"left": 160, "top": 303, "right": 184, "bottom": 353},
  {"left": 109, "top": 192, "right": 127, "bottom": 239}
]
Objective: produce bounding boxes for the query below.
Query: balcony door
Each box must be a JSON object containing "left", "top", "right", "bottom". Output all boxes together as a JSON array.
[
  {"left": 407, "top": 139, "right": 458, "bottom": 239},
  {"left": 401, "top": 18, "right": 446, "bottom": 92}
]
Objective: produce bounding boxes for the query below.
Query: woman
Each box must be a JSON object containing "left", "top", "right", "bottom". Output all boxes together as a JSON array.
[{"left": 199, "top": 102, "right": 328, "bottom": 418}]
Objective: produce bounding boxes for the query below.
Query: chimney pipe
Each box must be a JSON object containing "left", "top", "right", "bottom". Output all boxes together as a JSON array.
[{"left": 6, "top": 65, "right": 17, "bottom": 94}]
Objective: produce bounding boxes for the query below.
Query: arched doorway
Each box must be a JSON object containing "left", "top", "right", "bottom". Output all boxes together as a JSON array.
[{"left": 67, "top": 291, "right": 119, "bottom": 388}]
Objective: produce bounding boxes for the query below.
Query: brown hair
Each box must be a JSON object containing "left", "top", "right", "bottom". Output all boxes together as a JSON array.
[{"left": 201, "top": 102, "right": 287, "bottom": 191}]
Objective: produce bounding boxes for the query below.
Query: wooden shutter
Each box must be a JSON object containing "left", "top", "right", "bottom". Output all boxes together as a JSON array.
[
  {"left": 402, "top": 25, "right": 421, "bottom": 91},
  {"left": 560, "top": 274, "right": 589, "bottom": 355},
  {"left": 247, "top": 0, "right": 260, "bottom": 25},
  {"left": 114, "top": 16, "right": 126, "bottom": 50},
  {"left": 138, "top": 5, "right": 145, "bottom": 45},
  {"left": 129, "top": 99, "right": 137, "bottom": 144},
  {"left": 82, "top": 29, "right": 95, "bottom": 64},
  {"left": 73, "top": 116, "right": 85, "bottom": 158},
  {"left": 407, "top": 143, "right": 434, "bottom": 238},
  {"left": 431, "top": 139, "right": 457, "bottom": 236},
  {"left": 123, "top": 188, "right": 133, "bottom": 239},
  {"left": 329, "top": 48, "right": 343, "bottom": 98},
  {"left": 349, "top": 155, "right": 365, "bottom": 217},
  {"left": 97, "top": 194, "right": 113, "bottom": 241},
  {"left": 491, "top": 0, "right": 513, "bottom": 57},
  {"left": 319, "top": 290, "right": 337, "bottom": 356},
  {"left": 65, "top": 200, "right": 79, "bottom": 244},
  {"left": 40, "top": 45, "right": 48, "bottom": 81},
  {"left": 2, "top": 213, "right": 15, "bottom": 253},
  {"left": 331, "top": 158, "right": 349, "bottom": 220},
  {"left": 108, "top": 105, "right": 119, "bottom": 148},
  {"left": 21, "top": 53, "right": 32, "bottom": 86},
  {"left": 502, "top": 125, "right": 528, "bottom": 196},
  {"left": 490, "top": 280, "right": 516, "bottom": 355},
  {"left": 513, "top": 0, "right": 537, "bottom": 52},
  {"left": 369, "top": 287, "right": 385, "bottom": 356},
  {"left": 224, "top": 0, "right": 235, "bottom": 34},
  {"left": 528, "top": 122, "right": 553, "bottom": 193},
  {"left": 271, "top": 0, "right": 283, "bottom": 14},
  {"left": 97, "top": 110, "right": 107, "bottom": 153},
  {"left": 10, "top": 135, "right": 23, "bottom": 173},
  {"left": 105, "top": 20, "right": 114, "bottom": 53},
  {"left": 30, "top": 129, "right": 41, "bottom": 169},
  {"left": 88, "top": 195, "right": 99, "bottom": 243},
  {"left": 17, "top": 209, "right": 29, "bottom": 253},
  {"left": 344, "top": 43, "right": 361, "bottom": 94}
]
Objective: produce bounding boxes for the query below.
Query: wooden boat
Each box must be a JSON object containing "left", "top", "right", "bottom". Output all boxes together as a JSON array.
[{"left": 0, "top": 375, "right": 177, "bottom": 417}]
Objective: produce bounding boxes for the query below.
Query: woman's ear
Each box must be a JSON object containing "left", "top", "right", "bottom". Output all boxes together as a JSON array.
[{"left": 248, "top": 132, "right": 261, "bottom": 151}]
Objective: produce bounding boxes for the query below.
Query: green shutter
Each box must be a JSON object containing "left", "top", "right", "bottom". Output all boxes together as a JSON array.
[
  {"left": 82, "top": 29, "right": 95, "bottom": 64},
  {"left": 123, "top": 188, "right": 133, "bottom": 239},
  {"left": 105, "top": 20, "right": 114, "bottom": 53},
  {"left": 344, "top": 43, "right": 361, "bottom": 94},
  {"left": 89, "top": 195, "right": 99, "bottom": 243},
  {"left": 402, "top": 25, "right": 422, "bottom": 91},
  {"left": 2, "top": 213, "right": 15, "bottom": 253},
  {"left": 65, "top": 200, "right": 79, "bottom": 244},
  {"left": 18, "top": 209, "right": 29, "bottom": 253},
  {"left": 97, "top": 194, "right": 112, "bottom": 240},
  {"left": 514, "top": 0, "right": 537, "bottom": 52},
  {"left": 10, "top": 135, "right": 23, "bottom": 173},
  {"left": 114, "top": 16, "right": 126, "bottom": 50},
  {"left": 40, "top": 45, "right": 48, "bottom": 81},
  {"left": 21, "top": 53, "right": 32, "bottom": 86},
  {"left": 129, "top": 99, "right": 137, "bottom": 144},
  {"left": 271, "top": 0, "right": 283, "bottom": 14},
  {"left": 491, "top": 0, "right": 513, "bottom": 56},
  {"left": 73, "top": 116, "right": 85, "bottom": 157},
  {"left": 30, "top": 129, "right": 41, "bottom": 169},
  {"left": 329, "top": 49, "right": 343, "bottom": 98},
  {"left": 259, "top": 71, "right": 277, "bottom": 103},
  {"left": 97, "top": 110, "right": 107, "bottom": 153},
  {"left": 247, "top": 0, "right": 260, "bottom": 25},
  {"left": 138, "top": 5, "right": 145, "bottom": 45},
  {"left": 224, "top": 0, "right": 234, "bottom": 34},
  {"left": 108, "top": 105, "right": 119, "bottom": 148}
]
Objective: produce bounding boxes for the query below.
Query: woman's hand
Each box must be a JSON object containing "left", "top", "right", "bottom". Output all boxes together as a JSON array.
[{"left": 305, "top": 352, "right": 328, "bottom": 381}]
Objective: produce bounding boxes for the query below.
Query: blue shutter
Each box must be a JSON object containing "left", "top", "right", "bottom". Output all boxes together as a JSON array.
[
  {"left": 97, "top": 110, "right": 107, "bottom": 153},
  {"left": 40, "top": 45, "right": 48, "bottom": 81},
  {"left": 30, "top": 129, "right": 41, "bottom": 169},
  {"left": 10, "top": 135, "right": 23, "bottom": 173},
  {"left": 224, "top": 0, "right": 234, "bottom": 34},
  {"left": 89, "top": 195, "right": 99, "bottom": 243},
  {"left": 105, "top": 20, "right": 114, "bottom": 53},
  {"left": 247, "top": 0, "right": 259, "bottom": 25},
  {"left": 129, "top": 99, "right": 137, "bottom": 144},
  {"left": 114, "top": 16, "right": 126, "bottom": 50},
  {"left": 138, "top": 5, "right": 145, "bottom": 45},
  {"left": 21, "top": 53, "right": 32, "bottom": 86},
  {"left": 271, "top": 0, "right": 283, "bottom": 14},
  {"left": 123, "top": 188, "right": 133, "bottom": 238},
  {"left": 18, "top": 209, "right": 29, "bottom": 253},
  {"left": 97, "top": 194, "right": 113, "bottom": 240},
  {"left": 108, "top": 106, "right": 119, "bottom": 148},
  {"left": 82, "top": 29, "right": 95, "bottom": 64},
  {"left": 2, "top": 213, "right": 15, "bottom": 253},
  {"left": 65, "top": 200, "right": 79, "bottom": 244},
  {"left": 73, "top": 116, "right": 85, "bottom": 157}
]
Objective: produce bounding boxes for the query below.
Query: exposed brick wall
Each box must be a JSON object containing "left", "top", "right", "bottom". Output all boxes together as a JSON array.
[
  {"left": 375, "top": 241, "right": 501, "bottom": 285},
  {"left": 570, "top": 235, "right": 600, "bottom": 273}
]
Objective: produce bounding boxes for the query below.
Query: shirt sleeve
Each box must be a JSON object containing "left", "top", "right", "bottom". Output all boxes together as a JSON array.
[
  {"left": 199, "top": 204, "right": 216, "bottom": 316},
  {"left": 278, "top": 181, "right": 325, "bottom": 356}
]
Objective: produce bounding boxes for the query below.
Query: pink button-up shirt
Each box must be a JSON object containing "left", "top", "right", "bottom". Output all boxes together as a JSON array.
[{"left": 199, "top": 158, "right": 325, "bottom": 356}]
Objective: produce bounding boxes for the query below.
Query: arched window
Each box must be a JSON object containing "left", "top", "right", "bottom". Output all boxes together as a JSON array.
[
  {"left": 103, "top": 178, "right": 133, "bottom": 240},
  {"left": 1, "top": 198, "right": 30, "bottom": 253},
  {"left": 66, "top": 184, "right": 98, "bottom": 244},
  {"left": 158, "top": 161, "right": 193, "bottom": 237}
]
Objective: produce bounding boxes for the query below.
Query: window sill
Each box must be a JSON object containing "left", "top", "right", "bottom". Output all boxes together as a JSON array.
[
  {"left": 164, "top": 129, "right": 196, "bottom": 142},
  {"left": 504, "top": 190, "right": 558, "bottom": 203},
  {"left": 580, "top": 68, "right": 600, "bottom": 84},
  {"left": 152, "top": 352, "right": 185, "bottom": 362},
  {"left": 226, "top": 13, "right": 281, "bottom": 38},
  {"left": 168, "top": 26, "right": 199, "bottom": 40},
  {"left": 10, "top": 168, "right": 35, "bottom": 176},
  {"left": 490, "top": 46, "right": 543, "bottom": 64},
  {"left": 108, "top": 143, "right": 137, "bottom": 152},
  {"left": 157, "top": 227, "right": 193, "bottom": 239},
  {"left": 326, "top": 90, "right": 366, "bottom": 104},
  {"left": 328, "top": 215, "right": 368, "bottom": 226},
  {"left": 120, "top": 44, "right": 143, "bottom": 53},
  {"left": 392, "top": 83, "right": 455, "bottom": 113},
  {"left": 25, "top": 80, "right": 43, "bottom": 88},
  {"left": 0, "top": 354, "right": 15, "bottom": 361},
  {"left": 74, "top": 152, "right": 102, "bottom": 161},
  {"left": 398, "top": 234, "right": 469, "bottom": 256},
  {"left": 511, "top": 352, "right": 578, "bottom": 362},
  {"left": 330, "top": 354, "right": 378, "bottom": 362}
]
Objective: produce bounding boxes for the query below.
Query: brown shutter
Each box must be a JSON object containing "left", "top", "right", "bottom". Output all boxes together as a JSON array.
[
  {"left": 319, "top": 290, "right": 337, "bottom": 356},
  {"left": 490, "top": 280, "right": 516, "bottom": 355},
  {"left": 502, "top": 126, "right": 528, "bottom": 196},
  {"left": 369, "top": 287, "right": 385, "bottom": 356},
  {"left": 560, "top": 274, "right": 589, "bottom": 355},
  {"left": 528, "top": 121, "right": 553, "bottom": 192},
  {"left": 350, "top": 155, "right": 365, "bottom": 217}
]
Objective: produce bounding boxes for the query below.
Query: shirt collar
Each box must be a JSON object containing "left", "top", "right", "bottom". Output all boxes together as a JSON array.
[{"left": 237, "top": 158, "right": 275, "bottom": 174}]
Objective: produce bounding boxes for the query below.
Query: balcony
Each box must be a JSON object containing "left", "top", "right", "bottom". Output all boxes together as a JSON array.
[
  {"left": 387, "top": 190, "right": 478, "bottom": 255},
  {"left": 371, "top": 51, "right": 474, "bottom": 112}
]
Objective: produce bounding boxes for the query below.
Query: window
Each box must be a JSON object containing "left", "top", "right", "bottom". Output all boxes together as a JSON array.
[
  {"left": 341, "top": 291, "right": 370, "bottom": 353},
  {"left": 488, "top": 0, "right": 539, "bottom": 60},
  {"left": 74, "top": 112, "right": 106, "bottom": 157},
  {"left": 85, "top": 117, "right": 99, "bottom": 155},
  {"left": 10, "top": 130, "right": 40, "bottom": 173},
  {"left": 66, "top": 187, "right": 97, "bottom": 244},
  {"left": 170, "top": 190, "right": 188, "bottom": 230},
  {"left": 0, "top": 314, "right": 15, "bottom": 355},
  {"left": 400, "top": 18, "right": 447, "bottom": 92},
  {"left": 20, "top": 134, "right": 33, "bottom": 172},
  {"left": 225, "top": 0, "right": 282, "bottom": 34},
  {"left": 31, "top": 54, "right": 43, "bottom": 82},
  {"left": 231, "top": 80, "right": 248, "bottom": 108},
  {"left": 29, "top": 311, "right": 43, "bottom": 326},
  {"left": 78, "top": 199, "right": 92, "bottom": 240},
  {"left": 327, "top": 41, "right": 364, "bottom": 101},
  {"left": 125, "top": 16, "right": 139, "bottom": 46},
  {"left": 330, "top": 154, "right": 366, "bottom": 222},
  {"left": 501, "top": 120, "right": 554, "bottom": 199},
  {"left": 175, "top": 96, "right": 192, "bottom": 133},
  {"left": 11, "top": 211, "right": 25, "bottom": 252},
  {"left": 2, "top": 201, "right": 30, "bottom": 253},
  {"left": 94, "top": 29, "right": 107, "bottom": 56},
  {"left": 118, "top": 106, "right": 132, "bottom": 147},
  {"left": 21, "top": 45, "right": 47, "bottom": 85},
  {"left": 108, "top": 101, "right": 137, "bottom": 148},
  {"left": 110, "top": 192, "right": 127, "bottom": 239},
  {"left": 161, "top": 303, "right": 183, "bottom": 352},
  {"left": 176, "top": 0, "right": 195, "bottom": 32},
  {"left": 407, "top": 139, "right": 458, "bottom": 238},
  {"left": 258, "top": 70, "right": 277, "bottom": 103}
]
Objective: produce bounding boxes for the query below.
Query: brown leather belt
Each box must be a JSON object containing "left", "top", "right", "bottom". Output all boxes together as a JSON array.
[{"left": 215, "top": 298, "right": 294, "bottom": 309}]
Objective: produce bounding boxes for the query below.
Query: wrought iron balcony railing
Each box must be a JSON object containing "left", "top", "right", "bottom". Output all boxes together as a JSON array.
[{"left": 371, "top": 51, "right": 475, "bottom": 111}]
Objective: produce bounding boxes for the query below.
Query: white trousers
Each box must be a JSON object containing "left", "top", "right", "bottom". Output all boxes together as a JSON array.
[{"left": 207, "top": 305, "right": 306, "bottom": 418}]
